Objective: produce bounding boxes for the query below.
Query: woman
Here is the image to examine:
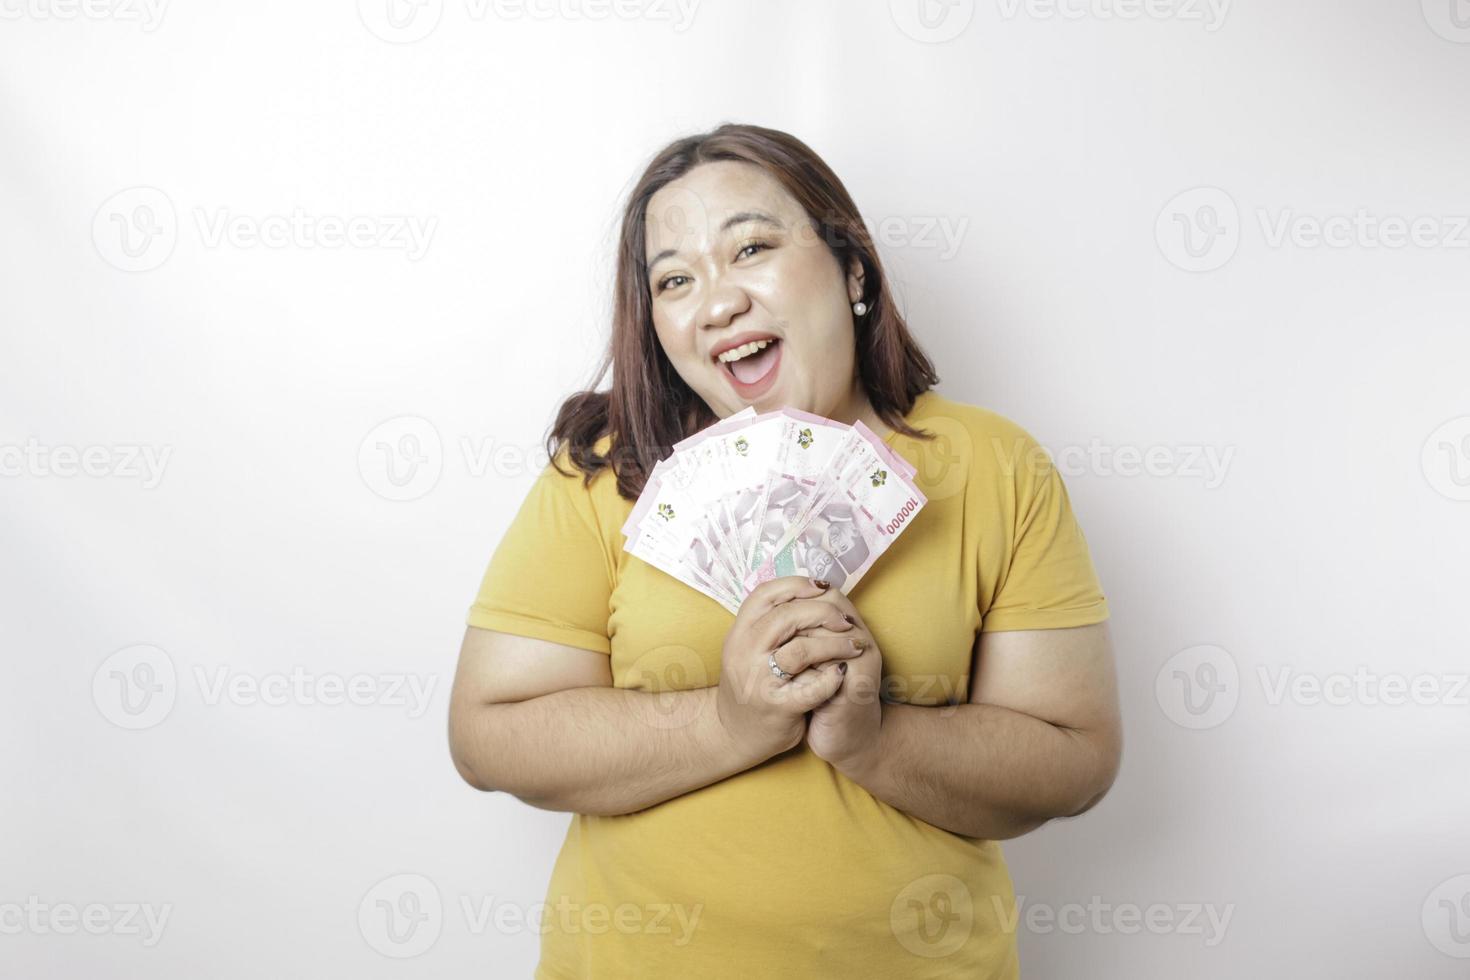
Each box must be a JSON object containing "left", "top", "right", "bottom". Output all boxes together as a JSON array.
[{"left": 448, "top": 123, "right": 1122, "bottom": 978}]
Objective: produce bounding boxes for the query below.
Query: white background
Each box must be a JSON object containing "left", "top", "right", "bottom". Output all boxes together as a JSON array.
[{"left": 3, "top": 1, "right": 1468, "bottom": 976}]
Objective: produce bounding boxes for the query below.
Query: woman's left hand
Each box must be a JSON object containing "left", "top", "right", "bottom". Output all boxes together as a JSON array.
[{"left": 798, "top": 590, "right": 884, "bottom": 773}]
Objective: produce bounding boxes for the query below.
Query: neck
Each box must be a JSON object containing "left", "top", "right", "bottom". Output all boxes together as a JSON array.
[{"left": 826, "top": 383, "right": 893, "bottom": 440}]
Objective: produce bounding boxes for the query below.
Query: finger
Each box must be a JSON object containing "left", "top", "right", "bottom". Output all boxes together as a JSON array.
[
  {"left": 770, "top": 634, "right": 866, "bottom": 677},
  {"left": 794, "top": 622, "right": 869, "bottom": 641},
  {"left": 782, "top": 660, "right": 847, "bottom": 711},
  {"left": 758, "top": 598, "right": 854, "bottom": 650},
  {"left": 739, "top": 575, "right": 834, "bottom": 621},
  {"left": 796, "top": 588, "right": 862, "bottom": 625}
]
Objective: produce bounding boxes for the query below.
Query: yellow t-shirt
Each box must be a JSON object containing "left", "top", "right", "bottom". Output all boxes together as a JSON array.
[{"left": 467, "top": 389, "right": 1110, "bottom": 979}]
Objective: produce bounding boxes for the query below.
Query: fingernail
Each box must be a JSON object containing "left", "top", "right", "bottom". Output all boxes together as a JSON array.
[
  {"left": 850, "top": 638, "right": 864, "bottom": 653},
  {"left": 812, "top": 578, "right": 830, "bottom": 590},
  {"left": 838, "top": 662, "right": 848, "bottom": 674}
]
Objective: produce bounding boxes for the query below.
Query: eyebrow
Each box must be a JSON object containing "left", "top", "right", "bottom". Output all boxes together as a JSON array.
[{"left": 645, "top": 210, "right": 785, "bottom": 274}]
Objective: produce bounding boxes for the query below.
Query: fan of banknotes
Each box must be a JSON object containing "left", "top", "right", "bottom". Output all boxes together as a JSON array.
[{"left": 621, "top": 405, "right": 928, "bottom": 614}]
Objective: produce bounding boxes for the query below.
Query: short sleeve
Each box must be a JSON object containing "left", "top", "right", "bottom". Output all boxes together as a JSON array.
[
  {"left": 466, "top": 454, "right": 614, "bottom": 655},
  {"left": 980, "top": 430, "right": 1110, "bottom": 633}
]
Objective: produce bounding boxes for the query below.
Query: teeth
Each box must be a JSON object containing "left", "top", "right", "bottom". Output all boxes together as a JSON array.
[{"left": 717, "top": 339, "right": 775, "bottom": 363}]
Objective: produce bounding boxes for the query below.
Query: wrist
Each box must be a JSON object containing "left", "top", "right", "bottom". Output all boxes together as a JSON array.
[
  {"left": 704, "top": 686, "right": 775, "bottom": 773},
  {"left": 831, "top": 704, "right": 887, "bottom": 785}
]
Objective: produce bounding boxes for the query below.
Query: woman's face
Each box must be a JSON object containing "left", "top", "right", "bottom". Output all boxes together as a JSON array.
[{"left": 644, "top": 160, "right": 865, "bottom": 422}]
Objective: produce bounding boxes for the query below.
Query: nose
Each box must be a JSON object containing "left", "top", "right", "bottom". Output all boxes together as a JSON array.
[{"left": 699, "top": 280, "right": 752, "bottom": 347}]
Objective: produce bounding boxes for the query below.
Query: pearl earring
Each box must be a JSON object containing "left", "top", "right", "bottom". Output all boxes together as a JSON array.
[{"left": 852, "top": 301, "right": 868, "bottom": 316}]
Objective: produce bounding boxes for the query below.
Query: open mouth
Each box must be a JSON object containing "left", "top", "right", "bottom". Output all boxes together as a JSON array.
[{"left": 717, "top": 338, "right": 781, "bottom": 388}]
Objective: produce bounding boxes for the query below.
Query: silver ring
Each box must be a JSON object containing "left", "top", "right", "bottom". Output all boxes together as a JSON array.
[{"left": 768, "top": 650, "right": 792, "bottom": 681}]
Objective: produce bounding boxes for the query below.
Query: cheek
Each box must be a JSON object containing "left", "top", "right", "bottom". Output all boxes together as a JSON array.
[{"left": 652, "top": 314, "right": 696, "bottom": 362}]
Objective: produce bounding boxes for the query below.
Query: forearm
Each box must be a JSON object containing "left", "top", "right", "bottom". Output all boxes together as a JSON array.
[
  {"left": 454, "top": 685, "right": 761, "bottom": 816},
  {"left": 837, "top": 700, "right": 1110, "bottom": 840}
]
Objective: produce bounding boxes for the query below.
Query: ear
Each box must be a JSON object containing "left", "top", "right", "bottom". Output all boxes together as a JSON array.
[{"left": 845, "top": 255, "right": 866, "bottom": 305}]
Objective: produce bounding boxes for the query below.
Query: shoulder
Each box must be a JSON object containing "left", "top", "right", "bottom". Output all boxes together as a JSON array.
[
  {"left": 536, "top": 434, "right": 628, "bottom": 531},
  {"left": 907, "top": 391, "right": 1051, "bottom": 478}
]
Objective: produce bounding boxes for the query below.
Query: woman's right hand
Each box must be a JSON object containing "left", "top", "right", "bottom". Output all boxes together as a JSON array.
[{"left": 716, "top": 576, "right": 864, "bottom": 761}]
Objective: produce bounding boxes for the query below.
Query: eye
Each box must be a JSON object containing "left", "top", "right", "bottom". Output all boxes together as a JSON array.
[{"left": 653, "top": 241, "right": 773, "bottom": 294}]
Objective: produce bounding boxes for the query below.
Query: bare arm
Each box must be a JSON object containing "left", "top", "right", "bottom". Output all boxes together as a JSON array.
[
  {"left": 836, "top": 620, "right": 1122, "bottom": 840},
  {"left": 447, "top": 626, "right": 764, "bottom": 816}
]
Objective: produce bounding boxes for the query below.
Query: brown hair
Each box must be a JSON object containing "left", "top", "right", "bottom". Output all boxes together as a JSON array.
[{"left": 547, "top": 122, "right": 940, "bottom": 501}]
